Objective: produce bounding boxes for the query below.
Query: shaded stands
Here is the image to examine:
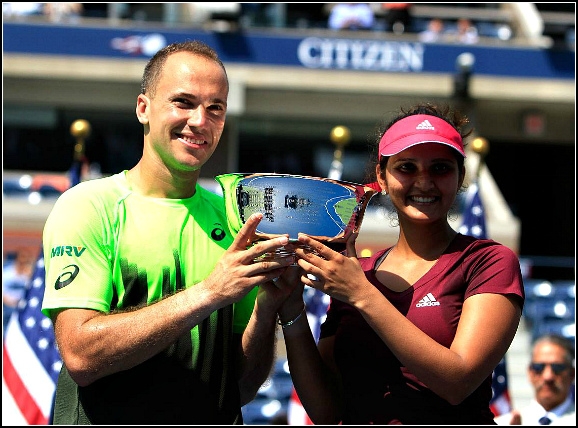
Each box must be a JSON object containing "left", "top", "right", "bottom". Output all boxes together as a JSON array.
[
  {"left": 387, "top": 3, "right": 515, "bottom": 39},
  {"left": 535, "top": 3, "right": 576, "bottom": 49},
  {"left": 319, "top": 3, "right": 514, "bottom": 38},
  {"left": 17, "top": 4, "right": 574, "bottom": 48},
  {"left": 241, "top": 283, "right": 333, "bottom": 424},
  {"left": 377, "top": 3, "right": 574, "bottom": 47},
  {"left": 523, "top": 279, "right": 576, "bottom": 346},
  {"left": 241, "top": 358, "right": 292, "bottom": 425}
]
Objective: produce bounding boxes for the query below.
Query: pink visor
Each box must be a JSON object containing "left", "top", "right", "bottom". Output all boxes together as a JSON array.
[{"left": 379, "top": 114, "right": 466, "bottom": 158}]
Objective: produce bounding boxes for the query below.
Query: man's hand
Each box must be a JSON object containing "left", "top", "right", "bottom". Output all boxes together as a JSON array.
[{"left": 203, "top": 213, "right": 294, "bottom": 306}]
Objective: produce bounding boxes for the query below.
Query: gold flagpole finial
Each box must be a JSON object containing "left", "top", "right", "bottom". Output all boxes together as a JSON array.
[
  {"left": 70, "top": 119, "right": 91, "bottom": 162},
  {"left": 470, "top": 136, "right": 489, "bottom": 179},
  {"left": 329, "top": 125, "right": 351, "bottom": 162},
  {"left": 328, "top": 126, "right": 351, "bottom": 180}
]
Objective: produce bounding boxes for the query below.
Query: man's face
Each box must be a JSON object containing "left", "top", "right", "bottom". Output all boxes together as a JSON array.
[
  {"left": 528, "top": 342, "right": 575, "bottom": 411},
  {"left": 137, "top": 51, "right": 229, "bottom": 173}
]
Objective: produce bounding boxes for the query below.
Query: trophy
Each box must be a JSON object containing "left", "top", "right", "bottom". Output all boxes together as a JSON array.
[{"left": 215, "top": 173, "right": 378, "bottom": 262}]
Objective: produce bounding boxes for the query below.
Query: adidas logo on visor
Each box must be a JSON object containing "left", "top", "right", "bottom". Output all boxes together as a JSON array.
[{"left": 416, "top": 120, "right": 435, "bottom": 131}]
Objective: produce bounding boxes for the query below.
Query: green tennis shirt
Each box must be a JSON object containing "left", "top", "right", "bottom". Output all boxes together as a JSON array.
[{"left": 41, "top": 171, "right": 257, "bottom": 424}]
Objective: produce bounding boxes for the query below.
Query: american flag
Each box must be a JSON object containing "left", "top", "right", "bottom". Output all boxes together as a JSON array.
[
  {"left": 2, "top": 158, "right": 83, "bottom": 425},
  {"left": 458, "top": 182, "right": 487, "bottom": 239},
  {"left": 302, "top": 286, "right": 331, "bottom": 343},
  {"left": 2, "top": 251, "right": 62, "bottom": 425},
  {"left": 459, "top": 182, "right": 512, "bottom": 417}
]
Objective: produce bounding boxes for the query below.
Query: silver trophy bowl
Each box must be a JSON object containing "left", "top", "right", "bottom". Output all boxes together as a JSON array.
[{"left": 216, "top": 173, "right": 377, "bottom": 261}]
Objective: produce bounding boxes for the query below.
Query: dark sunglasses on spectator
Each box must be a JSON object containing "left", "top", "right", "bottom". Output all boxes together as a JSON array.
[{"left": 529, "top": 362, "right": 570, "bottom": 375}]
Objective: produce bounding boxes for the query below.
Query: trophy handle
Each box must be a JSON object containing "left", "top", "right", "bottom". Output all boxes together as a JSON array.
[
  {"left": 215, "top": 173, "right": 245, "bottom": 234},
  {"left": 323, "top": 182, "right": 377, "bottom": 250}
]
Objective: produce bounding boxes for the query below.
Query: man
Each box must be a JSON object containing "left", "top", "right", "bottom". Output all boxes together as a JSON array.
[
  {"left": 3, "top": 247, "right": 35, "bottom": 334},
  {"left": 327, "top": 3, "right": 375, "bottom": 31},
  {"left": 495, "top": 334, "right": 575, "bottom": 425},
  {"left": 41, "top": 40, "right": 295, "bottom": 424}
]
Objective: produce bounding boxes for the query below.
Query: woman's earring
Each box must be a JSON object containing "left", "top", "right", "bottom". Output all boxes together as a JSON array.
[{"left": 381, "top": 190, "right": 388, "bottom": 196}]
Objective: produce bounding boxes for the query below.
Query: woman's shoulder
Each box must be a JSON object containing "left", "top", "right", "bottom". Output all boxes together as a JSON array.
[
  {"left": 450, "top": 234, "right": 522, "bottom": 273},
  {"left": 454, "top": 233, "right": 517, "bottom": 256}
]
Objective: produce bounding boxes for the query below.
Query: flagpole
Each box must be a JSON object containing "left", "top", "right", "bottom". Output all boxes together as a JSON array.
[
  {"left": 313, "top": 124, "right": 352, "bottom": 338},
  {"left": 70, "top": 119, "right": 90, "bottom": 160},
  {"left": 288, "top": 126, "right": 351, "bottom": 425},
  {"left": 2, "top": 120, "right": 93, "bottom": 426},
  {"left": 69, "top": 119, "right": 91, "bottom": 185},
  {"left": 470, "top": 135, "right": 489, "bottom": 182},
  {"left": 463, "top": 136, "right": 513, "bottom": 418},
  {"left": 327, "top": 125, "right": 351, "bottom": 180}
]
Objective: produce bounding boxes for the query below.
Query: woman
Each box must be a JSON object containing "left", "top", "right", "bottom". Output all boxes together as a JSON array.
[{"left": 277, "top": 103, "right": 524, "bottom": 424}]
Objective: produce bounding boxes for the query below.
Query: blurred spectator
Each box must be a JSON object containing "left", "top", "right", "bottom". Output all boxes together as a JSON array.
[
  {"left": 81, "top": 3, "right": 108, "bottom": 18},
  {"left": 448, "top": 18, "right": 479, "bottom": 44},
  {"left": 43, "top": 3, "right": 83, "bottom": 23},
  {"left": 3, "top": 247, "right": 35, "bottom": 335},
  {"left": 566, "top": 27, "right": 575, "bottom": 51},
  {"left": 2, "top": 2, "right": 44, "bottom": 18},
  {"left": 494, "top": 334, "right": 575, "bottom": 425},
  {"left": 418, "top": 18, "right": 445, "bottom": 43},
  {"left": 328, "top": 3, "right": 375, "bottom": 31},
  {"left": 182, "top": 3, "right": 212, "bottom": 26},
  {"left": 184, "top": 3, "right": 241, "bottom": 31},
  {"left": 382, "top": 2, "right": 412, "bottom": 34},
  {"left": 239, "top": 3, "right": 263, "bottom": 28}
]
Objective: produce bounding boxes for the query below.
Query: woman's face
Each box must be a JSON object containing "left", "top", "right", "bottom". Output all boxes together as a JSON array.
[{"left": 379, "top": 143, "right": 464, "bottom": 225}]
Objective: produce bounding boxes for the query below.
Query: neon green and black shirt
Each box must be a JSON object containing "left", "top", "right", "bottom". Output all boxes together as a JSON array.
[{"left": 42, "top": 171, "right": 257, "bottom": 424}]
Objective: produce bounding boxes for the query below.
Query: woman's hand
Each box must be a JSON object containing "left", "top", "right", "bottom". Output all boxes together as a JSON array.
[{"left": 295, "top": 231, "right": 369, "bottom": 305}]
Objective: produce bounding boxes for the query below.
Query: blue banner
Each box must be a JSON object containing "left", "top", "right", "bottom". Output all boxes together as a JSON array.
[{"left": 3, "top": 21, "right": 574, "bottom": 80}]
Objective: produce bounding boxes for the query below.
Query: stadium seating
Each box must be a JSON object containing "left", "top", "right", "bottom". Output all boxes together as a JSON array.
[
  {"left": 241, "top": 358, "right": 292, "bottom": 424},
  {"left": 523, "top": 279, "right": 575, "bottom": 345}
]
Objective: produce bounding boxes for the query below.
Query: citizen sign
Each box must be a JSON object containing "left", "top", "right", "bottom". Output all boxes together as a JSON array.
[{"left": 297, "top": 37, "right": 425, "bottom": 72}]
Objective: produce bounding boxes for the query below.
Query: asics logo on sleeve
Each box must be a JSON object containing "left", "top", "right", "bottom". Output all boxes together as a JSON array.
[
  {"left": 416, "top": 292, "right": 440, "bottom": 307},
  {"left": 55, "top": 264, "right": 80, "bottom": 290},
  {"left": 211, "top": 223, "right": 226, "bottom": 241}
]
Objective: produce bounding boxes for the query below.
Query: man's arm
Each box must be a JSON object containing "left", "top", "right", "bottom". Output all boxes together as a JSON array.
[
  {"left": 236, "top": 266, "right": 303, "bottom": 404},
  {"left": 236, "top": 300, "right": 278, "bottom": 405},
  {"left": 52, "top": 214, "right": 294, "bottom": 387}
]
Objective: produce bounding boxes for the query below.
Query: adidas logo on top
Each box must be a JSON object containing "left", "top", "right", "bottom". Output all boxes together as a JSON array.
[
  {"left": 416, "top": 292, "right": 440, "bottom": 307},
  {"left": 416, "top": 119, "right": 435, "bottom": 131}
]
